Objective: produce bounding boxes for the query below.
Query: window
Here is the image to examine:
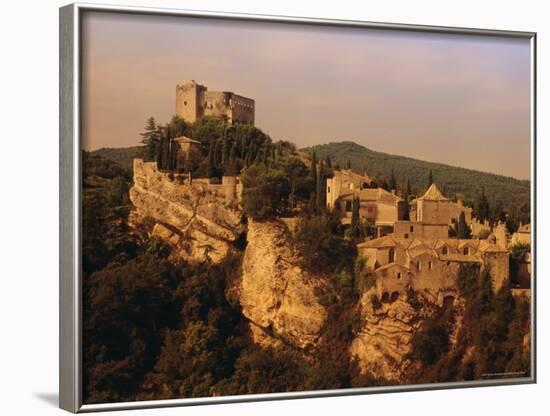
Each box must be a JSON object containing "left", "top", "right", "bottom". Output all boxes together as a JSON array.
[
  {"left": 327, "top": 186, "right": 331, "bottom": 193},
  {"left": 451, "top": 218, "right": 456, "bottom": 224},
  {"left": 404, "top": 233, "right": 409, "bottom": 239},
  {"left": 345, "top": 201, "right": 352, "bottom": 212},
  {"left": 428, "top": 261, "right": 433, "bottom": 270},
  {"left": 410, "top": 225, "right": 414, "bottom": 232},
  {"left": 397, "top": 272, "right": 401, "bottom": 280},
  {"left": 442, "top": 247, "right": 448, "bottom": 255},
  {"left": 389, "top": 248, "right": 395, "bottom": 263},
  {"left": 184, "top": 101, "right": 187, "bottom": 105},
  {"left": 463, "top": 247, "right": 469, "bottom": 255}
]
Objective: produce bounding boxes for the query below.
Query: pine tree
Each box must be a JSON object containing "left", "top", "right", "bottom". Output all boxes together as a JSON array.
[{"left": 140, "top": 117, "right": 159, "bottom": 161}]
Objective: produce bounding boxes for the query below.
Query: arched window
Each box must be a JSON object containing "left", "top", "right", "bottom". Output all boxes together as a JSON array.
[{"left": 463, "top": 247, "right": 469, "bottom": 255}]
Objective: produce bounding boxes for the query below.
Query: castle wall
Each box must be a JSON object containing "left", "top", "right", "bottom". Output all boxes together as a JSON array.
[
  {"left": 176, "top": 81, "right": 206, "bottom": 123},
  {"left": 132, "top": 159, "right": 241, "bottom": 208}
]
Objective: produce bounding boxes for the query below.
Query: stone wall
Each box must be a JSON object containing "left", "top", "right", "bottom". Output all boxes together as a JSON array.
[{"left": 129, "top": 159, "right": 244, "bottom": 263}]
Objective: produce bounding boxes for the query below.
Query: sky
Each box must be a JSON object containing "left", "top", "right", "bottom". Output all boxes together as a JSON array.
[{"left": 81, "top": 11, "right": 532, "bottom": 179}]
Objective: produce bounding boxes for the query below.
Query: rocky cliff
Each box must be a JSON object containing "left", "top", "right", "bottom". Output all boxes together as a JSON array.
[
  {"left": 350, "top": 290, "right": 463, "bottom": 381},
  {"left": 129, "top": 159, "right": 245, "bottom": 263},
  {"left": 237, "top": 219, "right": 329, "bottom": 349}
]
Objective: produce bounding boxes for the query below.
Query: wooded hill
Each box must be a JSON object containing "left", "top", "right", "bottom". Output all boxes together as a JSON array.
[{"left": 304, "top": 141, "right": 530, "bottom": 224}]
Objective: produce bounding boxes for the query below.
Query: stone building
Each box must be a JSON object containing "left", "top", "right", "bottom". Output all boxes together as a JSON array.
[
  {"left": 326, "top": 169, "right": 405, "bottom": 236},
  {"left": 176, "top": 80, "right": 255, "bottom": 125},
  {"left": 326, "top": 169, "right": 373, "bottom": 208},
  {"left": 410, "top": 183, "right": 473, "bottom": 227},
  {"left": 174, "top": 135, "right": 202, "bottom": 157},
  {"left": 357, "top": 235, "right": 509, "bottom": 305},
  {"left": 511, "top": 223, "right": 531, "bottom": 246}
]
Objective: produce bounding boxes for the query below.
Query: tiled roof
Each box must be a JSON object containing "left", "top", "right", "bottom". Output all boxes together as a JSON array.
[
  {"left": 174, "top": 135, "right": 202, "bottom": 145},
  {"left": 439, "top": 254, "right": 481, "bottom": 263},
  {"left": 418, "top": 183, "right": 449, "bottom": 201}
]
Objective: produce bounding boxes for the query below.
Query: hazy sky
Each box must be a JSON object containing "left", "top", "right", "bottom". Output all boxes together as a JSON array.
[{"left": 82, "top": 11, "right": 532, "bottom": 179}]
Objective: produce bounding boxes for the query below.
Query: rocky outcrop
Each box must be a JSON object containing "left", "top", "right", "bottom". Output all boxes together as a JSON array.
[
  {"left": 237, "top": 220, "right": 328, "bottom": 349},
  {"left": 129, "top": 160, "right": 244, "bottom": 263},
  {"left": 350, "top": 292, "right": 434, "bottom": 381}
]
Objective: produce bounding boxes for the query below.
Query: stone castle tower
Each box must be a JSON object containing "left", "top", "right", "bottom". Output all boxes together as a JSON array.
[{"left": 175, "top": 80, "right": 255, "bottom": 125}]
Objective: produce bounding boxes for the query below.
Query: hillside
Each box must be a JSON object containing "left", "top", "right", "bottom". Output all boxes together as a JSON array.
[
  {"left": 304, "top": 141, "right": 530, "bottom": 221},
  {"left": 88, "top": 146, "right": 145, "bottom": 172}
]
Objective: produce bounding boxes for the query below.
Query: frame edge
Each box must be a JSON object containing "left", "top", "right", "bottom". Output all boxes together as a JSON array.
[{"left": 60, "top": 3, "right": 80, "bottom": 413}]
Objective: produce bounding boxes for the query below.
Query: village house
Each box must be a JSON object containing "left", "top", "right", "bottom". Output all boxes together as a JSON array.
[
  {"left": 326, "top": 169, "right": 406, "bottom": 236},
  {"left": 410, "top": 183, "right": 473, "bottom": 227},
  {"left": 357, "top": 235, "right": 509, "bottom": 306}
]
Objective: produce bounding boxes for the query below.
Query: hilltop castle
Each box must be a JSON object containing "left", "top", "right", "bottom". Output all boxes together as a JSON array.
[{"left": 176, "top": 80, "right": 255, "bottom": 125}]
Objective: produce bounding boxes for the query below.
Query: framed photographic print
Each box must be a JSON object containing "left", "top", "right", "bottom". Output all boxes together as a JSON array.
[{"left": 59, "top": 2, "right": 536, "bottom": 413}]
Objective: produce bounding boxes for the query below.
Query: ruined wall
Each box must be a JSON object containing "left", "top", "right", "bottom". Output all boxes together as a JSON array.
[
  {"left": 204, "top": 91, "right": 255, "bottom": 125},
  {"left": 129, "top": 159, "right": 244, "bottom": 263}
]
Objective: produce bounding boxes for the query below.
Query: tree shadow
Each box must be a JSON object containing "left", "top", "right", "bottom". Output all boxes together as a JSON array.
[{"left": 34, "top": 392, "right": 58, "bottom": 407}]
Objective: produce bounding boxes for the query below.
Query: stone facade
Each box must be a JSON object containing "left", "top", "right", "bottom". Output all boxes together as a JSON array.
[
  {"left": 411, "top": 183, "right": 473, "bottom": 227},
  {"left": 357, "top": 236, "right": 509, "bottom": 305},
  {"left": 327, "top": 170, "right": 405, "bottom": 236},
  {"left": 326, "top": 169, "right": 373, "bottom": 208},
  {"left": 176, "top": 80, "right": 255, "bottom": 125},
  {"left": 512, "top": 223, "right": 531, "bottom": 246}
]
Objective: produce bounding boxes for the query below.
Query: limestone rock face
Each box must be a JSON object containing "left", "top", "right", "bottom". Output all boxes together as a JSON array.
[
  {"left": 129, "top": 160, "right": 244, "bottom": 263},
  {"left": 350, "top": 292, "right": 433, "bottom": 381},
  {"left": 238, "top": 219, "right": 328, "bottom": 349}
]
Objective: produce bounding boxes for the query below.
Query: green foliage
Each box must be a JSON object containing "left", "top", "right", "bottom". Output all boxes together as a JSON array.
[
  {"left": 140, "top": 117, "right": 159, "bottom": 161},
  {"left": 410, "top": 308, "right": 453, "bottom": 365},
  {"left": 509, "top": 242, "right": 530, "bottom": 285},
  {"left": 305, "top": 141, "right": 530, "bottom": 225},
  {"left": 455, "top": 211, "right": 472, "bottom": 239},
  {"left": 476, "top": 187, "right": 491, "bottom": 223},
  {"left": 293, "top": 212, "right": 354, "bottom": 274},
  {"left": 241, "top": 164, "right": 290, "bottom": 220},
  {"left": 409, "top": 264, "right": 531, "bottom": 383},
  {"left": 350, "top": 195, "right": 361, "bottom": 238}
]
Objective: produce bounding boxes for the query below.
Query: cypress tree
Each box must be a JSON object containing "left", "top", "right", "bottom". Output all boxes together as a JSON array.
[
  {"left": 207, "top": 145, "right": 216, "bottom": 178},
  {"left": 456, "top": 212, "right": 472, "bottom": 239},
  {"left": 351, "top": 195, "right": 361, "bottom": 237},
  {"left": 310, "top": 151, "right": 318, "bottom": 191},
  {"left": 325, "top": 155, "right": 332, "bottom": 169},
  {"left": 428, "top": 169, "right": 434, "bottom": 187},
  {"left": 476, "top": 187, "right": 491, "bottom": 223},
  {"left": 316, "top": 161, "right": 326, "bottom": 211},
  {"left": 388, "top": 168, "right": 397, "bottom": 191},
  {"left": 346, "top": 159, "right": 351, "bottom": 170},
  {"left": 403, "top": 179, "right": 411, "bottom": 220}
]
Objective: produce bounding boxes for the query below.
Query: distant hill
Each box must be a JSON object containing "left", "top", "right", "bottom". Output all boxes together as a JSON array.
[
  {"left": 304, "top": 141, "right": 530, "bottom": 220},
  {"left": 89, "top": 146, "right": 145, "bottom": 172}
]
